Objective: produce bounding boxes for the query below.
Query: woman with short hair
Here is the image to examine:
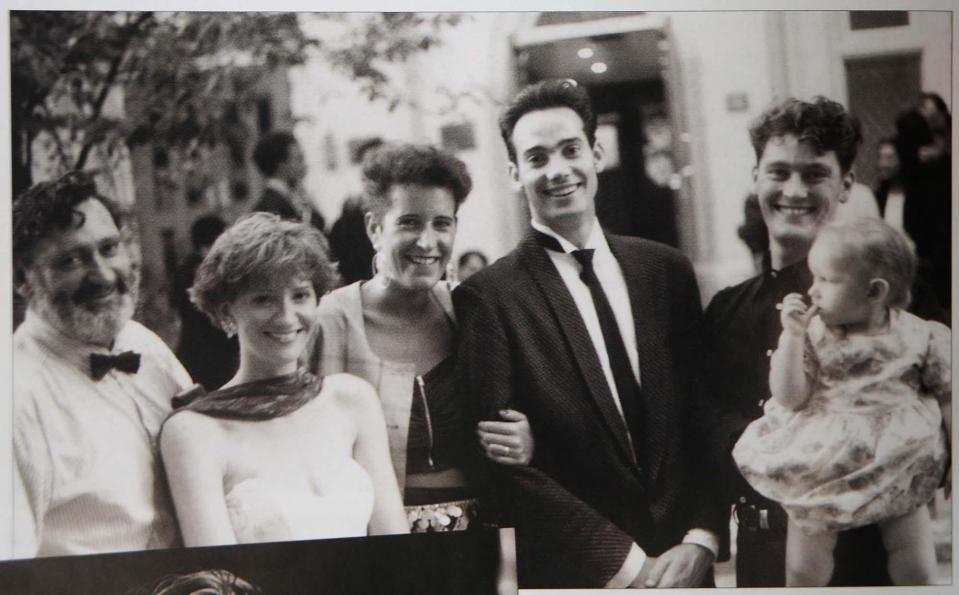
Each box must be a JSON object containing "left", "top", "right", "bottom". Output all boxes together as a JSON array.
[
  {"left": 309, "top": 143, "right": 533, "bottom": 533},
  {"left": 161, "top": 212, "right": 408, "bottom": 546}
]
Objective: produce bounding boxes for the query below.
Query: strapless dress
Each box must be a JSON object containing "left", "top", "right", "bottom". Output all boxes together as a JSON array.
[{"left": 224, "top": 459, "right": 374, "bottom": 543}]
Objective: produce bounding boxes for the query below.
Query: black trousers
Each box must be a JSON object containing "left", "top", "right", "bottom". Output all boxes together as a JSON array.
[{"left": 736, "top": 521, "right": 893, "bottom": 587}]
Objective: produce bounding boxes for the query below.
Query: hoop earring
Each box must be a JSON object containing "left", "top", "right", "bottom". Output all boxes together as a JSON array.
[{"left": 371, "top": 253, "right": 379, "bottom": 276}]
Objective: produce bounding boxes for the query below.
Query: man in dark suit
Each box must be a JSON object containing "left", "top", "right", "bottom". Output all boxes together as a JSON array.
[
  {"left": 454, "top": 79, "right": 724, "bottom": 589},
  {"left": 704, "top": 96, "right": 894, "bottom": 586},
  {"left": 251, "top": 130, "right": 325, "bottom": 231}
]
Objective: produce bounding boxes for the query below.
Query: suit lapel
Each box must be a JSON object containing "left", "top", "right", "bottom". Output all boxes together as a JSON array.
[
  {"left": 608, "top": 235, "right": 668, "bottom": 484},
  {"left": 517, "top": 232, "right": 636, "bottom": 466}
]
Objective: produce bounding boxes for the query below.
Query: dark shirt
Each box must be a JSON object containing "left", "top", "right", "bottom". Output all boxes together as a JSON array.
[
  {"left": 254, "top": 187, "right": 326, "bottom": 232},
  {"left": 329, "top": 198, "right": 375, "bottom": 285},
  {"left": 705, "top": 256, "right": 811, "bottom": 468},
  {"left": 173, "top": 253, "right": 239, "bottom": 391},
  {"left": 405, "top": 356, "right": 468, "bottom": 477}
]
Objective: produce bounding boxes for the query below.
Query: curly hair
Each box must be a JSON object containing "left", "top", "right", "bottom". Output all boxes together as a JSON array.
[
  {"left": 13, "top": 171, "right": 124, "bottom": 271},
  {"left": 189, "top": 212, "right": 339, "bottom": 329},
  {"left": 499, "top": 78, "right": 596, "bottom": 164},
  {"left": 749, "top": 97, "right": 863, "bottom": 173},
  {"left": 150, "top": 569, "right": 260, "bottom": 595},
  {"left": 816, "top": 217, "right": 917, "bottom": 309},
  {"left": 362, "top": 143, "right": 471, "bottom": 222}
]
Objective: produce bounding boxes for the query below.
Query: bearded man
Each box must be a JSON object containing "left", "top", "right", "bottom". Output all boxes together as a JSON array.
[{"left": 12, "top": 172, "right": 192, "bottom": 557}]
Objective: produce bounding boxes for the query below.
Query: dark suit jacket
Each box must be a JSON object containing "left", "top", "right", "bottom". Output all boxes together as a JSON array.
[
  {"left": 453, "top": 231, "right": 724, "bottom": 588},
  {"left": 253, "top": 187, "right": 326, "bottom": 231}
]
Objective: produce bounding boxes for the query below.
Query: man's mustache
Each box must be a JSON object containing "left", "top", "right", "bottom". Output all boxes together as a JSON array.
[{"left": 72, "top": 274, "right": 132, "bottom": 304}]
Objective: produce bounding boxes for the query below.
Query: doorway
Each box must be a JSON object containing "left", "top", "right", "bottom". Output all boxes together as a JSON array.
[{"left": 515, "top": 17, "right": 686, "bottom": 250}]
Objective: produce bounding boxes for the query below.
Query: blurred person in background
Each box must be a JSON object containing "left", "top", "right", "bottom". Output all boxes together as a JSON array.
[
  {"left": 13, "top": 171, "right": 191, "bottom": 556},
  {"left": 634, "top": 149, "right": 680, "bottom": 248},
  {"left": 310, "top": 143, "right": 534, "bottom": 534},
  {"left": 874, "top": 137, "right": 905, "bottom": 231},
  {"left": 456, "top": 250, "right": 488, "bottom": 282},
  {"left": 329, "top": 137, "right": 384, "bottom": 285},
  {"left": 173, "top": 215, "right": 238, "bottom": 391},
  {"left": 893, "top": 96, "right": 951, "bottom": 316},
  {"left": 252, "top": 130, "right": 326, "bottom": 232}
]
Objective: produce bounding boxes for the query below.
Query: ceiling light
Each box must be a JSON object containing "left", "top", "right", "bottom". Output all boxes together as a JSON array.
[
  {"left": 591, "top": 62, "right": 608, "bottom": 74},
  {"left": 577, "top": 47, "right": 594, "bottom": 59}
]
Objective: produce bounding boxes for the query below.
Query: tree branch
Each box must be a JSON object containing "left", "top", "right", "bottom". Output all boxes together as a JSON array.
[{"left": 74, "top": 11, "right": 153, "bottom": 170}]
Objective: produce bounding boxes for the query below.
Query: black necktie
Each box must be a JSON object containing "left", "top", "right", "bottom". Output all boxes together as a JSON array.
[
  {"left": 534, "top": 230, "right": 646, "bottom": 467},
  {"left": 90, "top": 351, "right": 141, "bottom": 381},
  {"left": 570, "top": 249, "right": 646, "bottom": 466}
]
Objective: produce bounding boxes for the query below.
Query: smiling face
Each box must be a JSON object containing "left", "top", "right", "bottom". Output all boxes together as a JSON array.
[
  {"left": 226, "top": 277, "right": 317, "bottom": 380},
  {"left": 509, "top": 107, "right": 603, "bottom": 239},
  {"left": 807, "top": 236, "right": 872, "bottom": 329},
  {"left": 368, "top": 183, "right": 457, "bottom": 292},
  {"left": 754, "top": 134, "right": 853, "bottom": 268},
  {"left": 23, "top": 198, "right": 138, "bottom": 346}
]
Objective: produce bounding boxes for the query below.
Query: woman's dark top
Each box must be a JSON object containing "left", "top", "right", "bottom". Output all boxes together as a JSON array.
[{"left": 405, "top": 355, "right": 470, "bottom": 476}]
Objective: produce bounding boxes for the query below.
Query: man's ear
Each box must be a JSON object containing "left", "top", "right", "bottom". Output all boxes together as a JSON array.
[
  {"left": 507, "top": 160, "right": 520, "bottom": 187},
  {"left": 15, "top": 268, "right": 33, "bottom": 300},
  {"left": 364, "top": 211, "right": 380, "bottom": 248},
  {"left": 839, "top": 169, "right": 856, "bottom": 204},
  {"left": 592, "top": 141, "right": 605, "bottom": 173},
  {"left": 751, "top": 165, "right": 759, "bottom": 187},
  {"left": 868, "top": 277, "right": 890, "bottom": 303}
]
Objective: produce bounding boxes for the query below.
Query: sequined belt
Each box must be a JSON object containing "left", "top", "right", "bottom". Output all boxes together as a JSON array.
[{"left": 404, "top": 498, "right": 479, "bottom": 533}]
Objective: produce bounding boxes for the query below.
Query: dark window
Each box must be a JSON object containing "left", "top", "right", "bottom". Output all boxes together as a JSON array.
[
  {"left": 441, "top": 123, "right": 476, "bottom": 152},
  {"left": 845, "top": 52, "right": 921, "bottom": 188},
  {"left": 849, "top": 11, "right": 909, "bottom": 30}
]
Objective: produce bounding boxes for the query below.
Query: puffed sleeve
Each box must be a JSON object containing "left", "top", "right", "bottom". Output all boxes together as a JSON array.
[{"left": 921, "top": 320, "right": 951, "bottom": 405}]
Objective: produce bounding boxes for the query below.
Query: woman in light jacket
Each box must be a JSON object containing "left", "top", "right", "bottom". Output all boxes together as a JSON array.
[{"left": 309, "top": 143, "right": 532, "bottom": 532}]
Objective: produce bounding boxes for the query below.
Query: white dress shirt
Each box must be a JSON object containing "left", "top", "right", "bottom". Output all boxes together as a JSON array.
[
  {"left": 531, "top": 218, "right": 718, "bottom": 587},
  {"left": 531, "top": 218, "right": 640, "bottom": 415},
  {"left": 13, "top": 311, "right": 192, "bottom": 557}
]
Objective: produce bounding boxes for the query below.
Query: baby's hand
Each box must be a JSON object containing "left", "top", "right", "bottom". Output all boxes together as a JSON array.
[{"left": 777, "top": 293, "right": 818, "bottom": 336}]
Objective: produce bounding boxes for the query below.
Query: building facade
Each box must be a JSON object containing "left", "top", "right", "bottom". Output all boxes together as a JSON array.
[{"left": 292, "top": 10, "right": 951, "bottom": 299}]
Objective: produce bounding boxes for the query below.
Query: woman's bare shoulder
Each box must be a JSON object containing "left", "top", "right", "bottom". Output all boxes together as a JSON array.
[
  {"left": 320, "top": 373, "right": 382, "bottom": 417},
  {"left": 161, "top": 409, "right": 225, "bottom": 452}
]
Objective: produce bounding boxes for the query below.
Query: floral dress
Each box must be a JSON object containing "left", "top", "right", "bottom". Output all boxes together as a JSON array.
[{"left": 733, "top": 309, "right": 950, "bottom": 534}]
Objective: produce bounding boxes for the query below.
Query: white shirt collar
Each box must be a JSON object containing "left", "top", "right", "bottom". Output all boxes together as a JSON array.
[
  {"left": 22, "top": 308, "right": 130, "bottom": 373},
  {"left": 530, "top": 216, "right": 610, "bottom": 255}
]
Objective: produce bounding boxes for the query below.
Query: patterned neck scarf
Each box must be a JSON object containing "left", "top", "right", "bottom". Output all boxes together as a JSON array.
[{"left": 171, "top": 368, "right": 322, "bottom": 421}]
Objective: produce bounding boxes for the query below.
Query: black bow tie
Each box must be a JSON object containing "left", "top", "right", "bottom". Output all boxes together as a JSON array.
[{"left": 90, "top": 351, "right": 141, "bottom": 380}]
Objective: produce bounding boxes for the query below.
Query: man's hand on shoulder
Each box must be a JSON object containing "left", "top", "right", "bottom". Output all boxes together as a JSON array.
[{"left": 641, "top": 543, "right": 714, "bottom": 588}]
